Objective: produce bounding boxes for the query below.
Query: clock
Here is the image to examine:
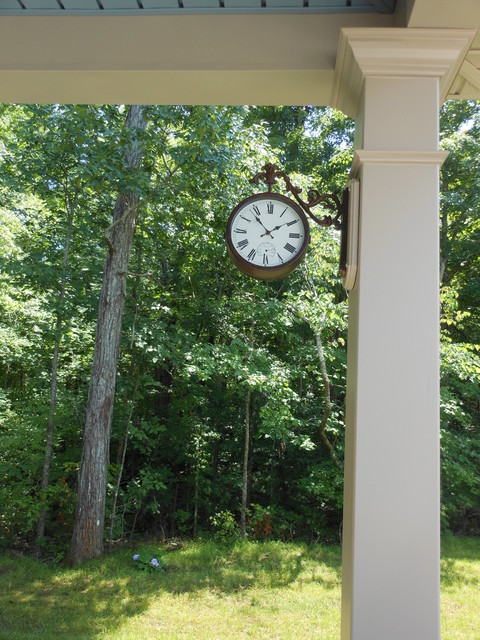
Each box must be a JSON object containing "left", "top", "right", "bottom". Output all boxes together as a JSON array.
[{"left": 226, "top": 193, "right": 310, "bottom": 281}]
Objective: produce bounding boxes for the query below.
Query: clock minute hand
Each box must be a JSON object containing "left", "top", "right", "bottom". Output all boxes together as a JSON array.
[{"left": 254, "top": 215, "right": 273, "bottom": 236}]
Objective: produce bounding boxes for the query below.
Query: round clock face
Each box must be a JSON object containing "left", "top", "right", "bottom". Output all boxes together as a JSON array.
[{"left": 226, "top": 193, "right": 310, "bottom": 281}]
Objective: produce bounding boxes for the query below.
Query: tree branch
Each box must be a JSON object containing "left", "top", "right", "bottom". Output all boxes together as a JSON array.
[{"left": 286, "top": 299, "right": 342, "bottom": 470}]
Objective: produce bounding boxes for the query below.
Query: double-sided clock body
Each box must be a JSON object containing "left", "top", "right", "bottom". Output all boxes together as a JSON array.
[{"left": 226, "top": 193, "right": 310, "bottom": 281}]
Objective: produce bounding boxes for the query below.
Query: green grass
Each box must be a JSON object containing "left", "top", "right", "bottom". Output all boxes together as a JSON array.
[
  {"left": 441, "top": 535, "right": 480, "bottom": 640},
  {"left": 0, "top": 536, "right": 478, "bottom": 639}
]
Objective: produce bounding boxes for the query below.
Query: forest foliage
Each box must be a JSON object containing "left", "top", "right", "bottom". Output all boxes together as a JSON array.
[{"left": 0, "top": 102, "right": 479, "bottom": 559}]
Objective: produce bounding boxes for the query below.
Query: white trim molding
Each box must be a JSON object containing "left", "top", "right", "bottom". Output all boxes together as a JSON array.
[
  {"left": 351, "top": 149, "right": 449, "bottom": 175},
  {"left": 332, "top": 28, "right": 475, "bottom": 117}
]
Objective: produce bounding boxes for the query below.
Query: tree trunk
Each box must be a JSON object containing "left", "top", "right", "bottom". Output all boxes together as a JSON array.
[
  {"left": 36, "top": 189, "right": 76, "bottom": 551},
  {"left": 108, "top": 258, "right": 141, "bottom": 551},
  {"left": 193, "top": 455, "right": 199, "bottom": 538},
  {"left": 440, "top": 176, "right": 449, "bottom": 284},
  {"left": 69, "top": 105, "right": 148, "bottom": 564},
  {"left": 240, "top": 388, "right": 251, "bottom": 537},
  {"left": 107, "top": 377, "right": 138, "bottom": 551},
  {"left": 240, "top": 316, "right": 255, "bottom": 538},
  {"left": 313, "top": 330, "right": 341, "bottom": 469}
]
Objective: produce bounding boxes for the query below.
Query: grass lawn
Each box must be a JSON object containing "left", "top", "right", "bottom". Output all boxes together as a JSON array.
[
  {"left": 441, "top": 536, "right": 480, "bottom": 640},
  {"left": 0, "top": 536, "right": 478, "bottom": 639}
]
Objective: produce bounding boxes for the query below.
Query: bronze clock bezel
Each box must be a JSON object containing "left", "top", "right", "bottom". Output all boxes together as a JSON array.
[{"left": 226, "top": 192, "right": 311, "bottom": 281}]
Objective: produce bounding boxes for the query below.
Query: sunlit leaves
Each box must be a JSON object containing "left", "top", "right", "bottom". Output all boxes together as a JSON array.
[{"left": 1, "top": 101, "right": 479, "bottom": 545}]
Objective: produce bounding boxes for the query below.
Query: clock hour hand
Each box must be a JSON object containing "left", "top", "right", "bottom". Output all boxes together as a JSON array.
[{"left": 268, "top": 221, "right": 289, "bottom": 232}]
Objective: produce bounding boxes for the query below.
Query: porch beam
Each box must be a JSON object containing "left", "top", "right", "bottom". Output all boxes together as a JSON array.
[{"left": 0, "top": 12, "right": 395, "bottom": 105}]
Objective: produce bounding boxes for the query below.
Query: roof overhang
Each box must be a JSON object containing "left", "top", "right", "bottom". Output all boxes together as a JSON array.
[{"left": 0, "top": 0, "right": 479, "bottom": 105}]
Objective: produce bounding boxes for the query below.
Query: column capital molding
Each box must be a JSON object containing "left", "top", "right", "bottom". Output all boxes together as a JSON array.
[
  {"left": 351, "top": 149, "right": 449, "bottom": 176},
  {"left": 332, "top": 28, "right": 475, "bottom": 118}
]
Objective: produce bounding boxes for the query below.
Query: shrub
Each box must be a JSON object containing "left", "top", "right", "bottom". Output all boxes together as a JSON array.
[{"left": 209, "top": 510, "right": 239, "bottom": 541}]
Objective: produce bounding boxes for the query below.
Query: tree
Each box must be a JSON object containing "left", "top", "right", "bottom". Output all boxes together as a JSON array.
[
  {"left": 438, "top": 101, "right": 480, "bottom": 533},
  {"left": 2, "top": 101, "right": 478, "bottom": 552},
  {"left": 0, "top": 105, "right": 120, "bottom": 550},
  {"left": 70, "top": 105, "right": 149, "bottom": 563}
]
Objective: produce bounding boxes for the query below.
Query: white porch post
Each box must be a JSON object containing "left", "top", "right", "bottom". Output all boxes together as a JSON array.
[{"left": 332, "top": 29, "right": 474, "bottom": 640}]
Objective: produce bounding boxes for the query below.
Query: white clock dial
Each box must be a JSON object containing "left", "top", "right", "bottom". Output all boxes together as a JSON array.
[{"left": 226, "top": 193, "right": 310, "bottom": 280}]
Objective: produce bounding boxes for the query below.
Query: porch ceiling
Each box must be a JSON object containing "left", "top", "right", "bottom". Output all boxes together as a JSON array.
[{"left": 0, "top": 0, "right": 396, "bottom": 16}]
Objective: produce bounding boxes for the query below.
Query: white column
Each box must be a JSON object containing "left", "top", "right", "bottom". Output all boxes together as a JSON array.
[{"left": 331, "top": 29, "right": 474, "bottom": 640}]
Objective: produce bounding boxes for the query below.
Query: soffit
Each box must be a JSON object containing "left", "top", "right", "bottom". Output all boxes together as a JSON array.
[
  {"left": 448, "top": 29, "right": 480, "bottom": 100},
  {"left": 406, "top": 0, "right": 480, "bottom": 30},
  {"left": 403, "top": 0, "right": 480, "bottom": 101}
]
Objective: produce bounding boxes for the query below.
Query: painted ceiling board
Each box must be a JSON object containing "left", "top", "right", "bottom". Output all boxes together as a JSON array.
[
  {"left": 62, "top": 0, "right": 100, "bottom": 8},
  {"left": 22, "top": 0, "right": 60, "bottom": 9},
  {"left": 141, "top": 1, "right": 179, "bottom": 8},
  {"left": 100, "top": 0, "right": 140, "bottom": 8},
  {"left": 0, "top": 0, "right": 22, "bottom": 8},
  {"left": 309, "top": 1, "right": 350, "bottom": 6},
  {"left": 312, "top": 0, "right": 354, "bottom": 5},
  {"left": 182, "top": 1, "right": 220, "bottom": 8},
  {"left": 223, "top": 0, "right": 261, "bottom": 8},
  {"left": 266, "top": 0, "right": 304, "bottom": 7}
]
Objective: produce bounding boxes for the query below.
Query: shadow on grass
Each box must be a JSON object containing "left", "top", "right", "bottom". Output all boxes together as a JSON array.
[
  {"left": 0, "top": 550, "right": 161, "bottom": 640},
  {"left": 161, "top": 540, "right": 342, "bottom": 595},
  {"left": 0, "top": 541, "right": 342, "bottom": 639},
  {"left": 441, "top": 535, "right": 480, "bottom": 589}
]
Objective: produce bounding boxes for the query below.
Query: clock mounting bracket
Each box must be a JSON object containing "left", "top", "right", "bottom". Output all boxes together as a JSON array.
[
  {"left": 248, "top": 163, "right": 359, "bottom": 290},
  {"left": 250, "top": 162, "right": 344, "bottom": 230}
]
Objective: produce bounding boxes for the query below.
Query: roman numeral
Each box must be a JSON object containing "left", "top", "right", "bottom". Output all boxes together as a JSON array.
[
  {"left": 284, "top": 243, "right": 296, "bottom": 254},
  {"left": 289, "top": 232, "right": 301, "bottom": 239},
  {"left": 252, "top": 205, "right": 261, "bottom": 216},
  {"left": 277, "top": 253, "right": 284, "bottom": 263},
  {"left": 279, "top": 207, "right": 287, "bottom": 218},
  {"left": 237, "top": 239, "right": 249, "bottom": 250},
  {"left": 247, "top": 249, "right": 256, "bottom": 261},
  {"left": 267, "top": 202, "right": 274, "bottom": 215},
  {"left": 235, "top": 228, "right": 247, "bottom": 234},
  {"left": 287, "top": 219, "right": 298, "bottom": 226},
  {"left": 240, "top": 215, "right": 251, "bottom": 223},
  {"left": 263, "top": 253, "right": 269, "bottom": 266}
]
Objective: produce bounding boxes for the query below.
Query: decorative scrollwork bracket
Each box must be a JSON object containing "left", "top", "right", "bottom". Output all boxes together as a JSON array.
[
  {"left": 249, "top": 163, "right": 358, "bottom": 289},
  {"left": 250, "top": 162, "right": 345, "bottom": 230}
]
